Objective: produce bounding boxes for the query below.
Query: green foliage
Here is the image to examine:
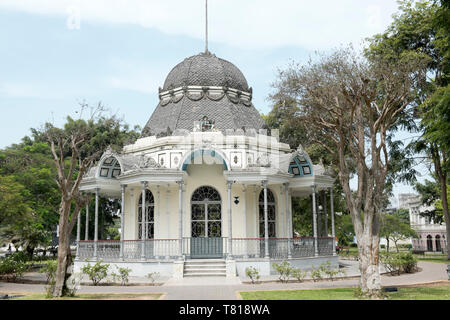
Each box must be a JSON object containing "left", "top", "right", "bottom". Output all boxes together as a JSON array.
[
  {"left": 381, "top": 252, "right": 418, "bottom": 276},
  {"left": 310, "top": 266, "right": 324, "bottom": 282},
  {"left": 381, "top": 214, "right": 417, "bottom": 252},
  {"left": 321, "top": 261, "right": 339, "bottom": 281},
  {"left": 111, "top": 266, "right": 132, "bottom": 286},
  {"left": 146, "top": 272, "right": 160, "bottom": 285},
  {"left": 0, "top": 256, "right": 28, "bottom": 281},
  {"left": 291, "top": 268, "right": 306, "bottom": 283},
  {"left": 39, "top": 260, "right": 57, "bottom": 283},
  {"left": 335, "top": 214, "right": 355, "bottom": 246},
  {"left": 81, "top": 261, "right": 110, "bottom": 286},
  {"left": 272, "top": 261, "right": 292, "bottom": 283},
  {"left": 245, "top": 266, "right": 260, "bottom": 284}
]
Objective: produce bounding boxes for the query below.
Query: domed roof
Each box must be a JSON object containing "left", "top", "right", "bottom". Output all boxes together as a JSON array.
[
  {"left": 162, "top": 52, "right": 250, "bottom": 92},
  {"left": 142, "top": 51, "right": 266, "bottom": 138}
]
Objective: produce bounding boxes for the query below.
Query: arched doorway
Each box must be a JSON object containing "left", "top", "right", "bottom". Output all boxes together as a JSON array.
[
  {"left": 426, "top": 235, "right": 433, "bottom": 251},
  {"left": 259, "top": 189, "right": 276, "bottom": 238},
  {"left": 138, "top": 190, "right": 155, "bottom": 239},
  {"left": 138, "top": 189, "right": 155, "bottom": 257},
  {"left": 435, "top": 235, "right": 441, "bottom": 252},
  {"left": 259, "top": 189, "right": 276, "bottom": 257},
  {"left": 190, "top": 186, "right": 223, "bottom": 258}
]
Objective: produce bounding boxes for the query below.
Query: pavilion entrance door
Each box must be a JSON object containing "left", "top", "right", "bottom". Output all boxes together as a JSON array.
[{"left": 190, "top": 186, "right": 223, "bottom": 259}]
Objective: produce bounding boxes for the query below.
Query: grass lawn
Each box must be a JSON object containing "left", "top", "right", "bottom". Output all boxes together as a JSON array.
[
  {"left": 6, "top": 292, "right": 163, "bottom": 300},
  {"left": 414, "top": 255, "right": 450, "bottom": 264},
  {"left": 239, "top": 284, "right": 450, "bottom": 300}
]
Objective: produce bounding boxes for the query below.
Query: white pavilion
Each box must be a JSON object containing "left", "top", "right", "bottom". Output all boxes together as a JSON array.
[{"left": 75, "top": 50, "right": 338, "bottom": 278}]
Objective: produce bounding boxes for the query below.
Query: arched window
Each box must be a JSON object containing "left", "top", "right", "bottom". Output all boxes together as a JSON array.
[
  {"left": 435, "top": 235, "right": 441, "bottom": 252},
  {"left": 138, "top": 190, "right": 154, "bottom": 239},
  {"left": 426, "top": 235, "right": 433, "bottom": 251},
  {"left": 99, "top": 157, "right": 121, "bottom": 178},
  {"left": 191, "top": 186, "right": 222, "bottom": 238},
  {"left": 288, "top": 155, "right": 312, "bottom": 177},
  {"left": 259, "top": 189, "right": 276, "bottom": 238}
]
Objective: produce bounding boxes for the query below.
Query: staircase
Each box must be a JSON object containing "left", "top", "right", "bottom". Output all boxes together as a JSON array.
[{"left": 183, "top": 259, "right": 227, "bottom": 277}]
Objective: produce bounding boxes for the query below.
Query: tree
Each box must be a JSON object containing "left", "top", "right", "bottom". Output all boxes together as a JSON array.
[
  {"left": 270, "top": 46, "right": 427, "bottom": 297},
  {"left": 41, "top": 103, "right": 139, "bottom": 297},
  {"left": 381, "top": 214, "right": 416, "bottom": 252},
  {"left": 367, "top": 0, "right": 450, "bottom": 258}
]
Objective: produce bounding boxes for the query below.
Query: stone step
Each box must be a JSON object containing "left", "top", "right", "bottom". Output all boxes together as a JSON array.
[
  {"left": 184, "top": 272, "right": 226, "bottom": 277},
  {"left": 182, "top": 259, "right": 227, "bottom": 277},
  {"left": 184, "top": 263, "right": 226, "bottom": 267}
]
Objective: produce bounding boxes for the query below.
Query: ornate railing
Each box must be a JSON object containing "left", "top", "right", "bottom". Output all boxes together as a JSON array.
[
  {"left": 317, "top": 237, "right": 334, "bottom": 256},
  {"left": 78, "top": 239, "right": 180, "bottom": 261},
  {"left": 232, "top": 237, "right": 334, "bottom": 259},
  {"left": 77, "top": 237, "right": 335, "bottom": 261}
]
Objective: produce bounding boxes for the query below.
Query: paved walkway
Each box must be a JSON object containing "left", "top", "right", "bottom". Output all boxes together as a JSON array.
[{"left": 0, "top": 260, "right": 448, "bottom": 300}]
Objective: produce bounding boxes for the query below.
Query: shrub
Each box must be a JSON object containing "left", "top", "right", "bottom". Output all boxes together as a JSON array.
[
  {"left": 310, "top": 266, "right": 323, "bottom": 282},
  {"left": 0, "top": 257, "right": 28, "bottom": 281},
  {"left": 81, "top": 261, "right": 110, "bottom": 286},
  {"left": 111, "top": 266, "right": 132, "bottom": 286},
  {"left": 320, "top": 261, "right": 339, "bottom": 281},
  {"left": 380, "top": 251, "right": 417, "bottom": 276},
  {"left": 9, "top": 251, "right": 29, "bottom": 263},
  {"left": 245, "top": 266, "right": 260, "bottom": 284},
  {"left": 272, "top": 261, "right": 292, "bottom": 283},
  {"left": 147, "top": 272, "right": 160, "bottom": 285},
  {"left": 39, "top": 260, "right": 57, "bottom": 283},
  {"left": 380, "top": 244, "right": 386, "bottom": 249},
  {"left": 291, "top": 268, "right": 306, "bottom": 283},
  {"left": 350, "top": 243, "right": 358, "bottom": 248}
]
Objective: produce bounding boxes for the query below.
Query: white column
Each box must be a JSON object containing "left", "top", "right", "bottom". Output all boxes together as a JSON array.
[
  {"left": 141, "top": 181, "right": 147, "bottom": 261},
  {"left": 85, "top": 202, "right": 89, "bottom": 241},
  {"left": 330, "top": 187, "right": 336, "bottom": 256},
  {"left": 177, "top": 181, "right": 184, "bottom": 259},
  {"left": 227, "top": 181, "right": 233, "bottom": 259},
  {"left": 166, "top": 184, "right": 170, "bottom": 238},
  {"left": 243, "top": 184, "right": 248, "bottom": 258},
  {"left": 120, "top": 184, "right": 126, "bottom": 261},
  {"left": 253, "top": 185, "right": 259, "bottom": 258},
  {"left": 94, "top": 188, "right": 99, "bottom": 260},
  {"left": 263, "top": 180, "right": 269, "bottom": 259},
  {"left": 284, "top": 183, "right": 291, "bottom": 259},
  {"left": 253, "top": 186, "right": 258, "bottom": 238},
  {"left": 75, "top": 203, "right": 81, "bottom": 261},
  {"left": 311, "top": 185, "right": 319, "bottom": 257},
  {"left": 323, "top": 191, "right": 329, "bottom": 236}
]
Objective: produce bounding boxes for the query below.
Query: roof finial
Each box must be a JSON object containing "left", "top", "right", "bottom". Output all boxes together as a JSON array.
[{"left": 205, "top": 0, "right": 209, "bottom": 53}]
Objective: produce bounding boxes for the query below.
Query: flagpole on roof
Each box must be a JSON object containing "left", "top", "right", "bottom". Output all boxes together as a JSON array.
[{"left": 205, "top": 0, "right": 209, "bottom": 53}]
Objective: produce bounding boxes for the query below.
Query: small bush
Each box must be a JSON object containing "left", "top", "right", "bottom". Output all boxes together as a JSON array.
[
  {"left": 39, "top": 260, "right": 57, "bottom": 283},
  {"left": 350, "top": 243, "right": 358, "bottom": 248},
  {"left": 81, "top": 261, "right": 110, "bottom": 286},
  {"left": 380, "top": 244, "right": 386, "bottom": 249},
  {"left": 111, "top": 266, "right": 132, "bottom": 286},
  {"left": 272, "top": 261, "right": 292, "bottom": 283},
  {"left": 147, "top": 272, "right": 160, "bottom": 285},
  {"left": 380, "top": 251, "right": 417, "bottom": 276},
  {"left": 320, "top": 261, "right": 339, "bottom": 281},
  {"left": 291, "top": 268, "right": 306, "bottom": 282},
  {"left": 0, "top": 257, "right": 28, "bottom": 281},
  {"left": 245, "top": 266, "right": 260, "bottom": 284},
  {"left": 310, "top": 266, "right": 323, "bottom": 282}
]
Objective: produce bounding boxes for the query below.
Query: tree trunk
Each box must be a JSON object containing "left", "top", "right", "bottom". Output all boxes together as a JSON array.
[
  {"left": 386, "top": 238, "right": 389, "bottom": 253},
  {"left": 53, "top": 201, "right": 71, "bottom": 298},
  {"left": 440, "top": 182, "right": 450, "bottom": 259},
  {"left": 357, "top": 233, "right": 382, "bottom": 298}
]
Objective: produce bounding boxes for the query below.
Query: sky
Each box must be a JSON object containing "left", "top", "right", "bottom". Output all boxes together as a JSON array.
[{"left": 0, "top": 0, "right": 429, "bottom": 203}]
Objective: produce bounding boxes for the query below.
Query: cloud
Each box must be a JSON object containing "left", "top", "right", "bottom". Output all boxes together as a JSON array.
[{"left": 0, "top": 0, "right": 399, "bottom": 50}]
